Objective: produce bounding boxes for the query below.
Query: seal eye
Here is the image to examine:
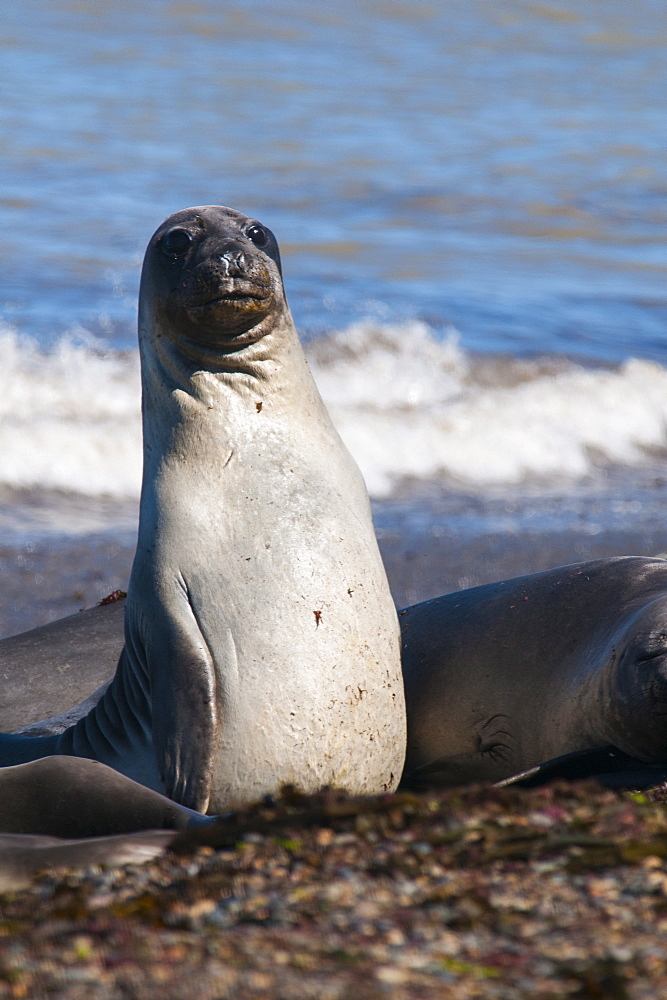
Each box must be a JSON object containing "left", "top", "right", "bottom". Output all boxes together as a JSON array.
[
  {"left": 162, "top": 227, "right": 193, "bottom": 256},
  {"left": 246, "top": 224, "right": 268, "bottom": 248}
]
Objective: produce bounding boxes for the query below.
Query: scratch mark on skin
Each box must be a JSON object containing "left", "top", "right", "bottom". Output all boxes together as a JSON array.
[{"left": 223, "top": 449, "right": 234, "bottom": 469}]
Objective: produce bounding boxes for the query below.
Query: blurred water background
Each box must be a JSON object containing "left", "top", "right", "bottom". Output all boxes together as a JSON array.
[{"left": 1, "top": 0, "right": 666, "bottom": 636}]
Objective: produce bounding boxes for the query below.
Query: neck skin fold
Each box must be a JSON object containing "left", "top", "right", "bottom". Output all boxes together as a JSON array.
[{"left": 136, "top": 295, "right": 330, "bottom": 485}]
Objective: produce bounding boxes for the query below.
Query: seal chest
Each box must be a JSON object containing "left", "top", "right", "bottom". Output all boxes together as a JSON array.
[{"left": 123, "top": 205, "right": 405, "bottom": 811}]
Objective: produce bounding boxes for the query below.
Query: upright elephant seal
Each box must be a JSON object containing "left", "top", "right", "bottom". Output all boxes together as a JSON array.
[
  {"left": 0, "top": 206, "right": 406, "bottom": 811},
  {"left": 400, "top": 556, "right": 667, "bottom": 789}
]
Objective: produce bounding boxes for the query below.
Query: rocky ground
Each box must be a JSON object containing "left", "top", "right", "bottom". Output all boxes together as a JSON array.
[{"left": 2, "top": 781, "right": 667, "bottom": 999}]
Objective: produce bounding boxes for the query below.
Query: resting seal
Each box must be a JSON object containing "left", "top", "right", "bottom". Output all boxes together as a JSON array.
[
  {"left": 0, "top": 832, "right": 175, "bottom": 892},
  {"left": 0, "top": 206, "right": 406, "bottom": 811},
  {"left": 400, "top": 556, "right": 667, "bottom": 788},
  {"left": 0, "top": 599, "right": 123, "bottom": 732}
]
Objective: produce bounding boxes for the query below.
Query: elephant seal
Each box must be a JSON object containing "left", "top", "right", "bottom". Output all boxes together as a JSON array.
[
  {"left": 400, "top": 556, "right": 667, "bottom": 789},
  {"left": 0, "top": 831, "right": 175, "bottom": 892},
  {"left": 0, "top": 206, "right": 405, "bottom": 811},
  {"left": 0, "top": 599, "right": 123, "bottom": 731},
  {"left": 0, "top": 756, "right": 216, "bottom": 892}
]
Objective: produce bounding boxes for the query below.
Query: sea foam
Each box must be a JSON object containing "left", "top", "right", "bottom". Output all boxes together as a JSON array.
[
  {"left": 0, "top": 326, "right": 142, "bottom": 497},
  {"left": 2, "top": 321, "right": 667, "bottom": 500}
]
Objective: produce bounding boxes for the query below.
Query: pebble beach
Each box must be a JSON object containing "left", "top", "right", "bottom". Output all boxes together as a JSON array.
[{"left": 3, "top": 783, "right": 667, "bottom": 999}]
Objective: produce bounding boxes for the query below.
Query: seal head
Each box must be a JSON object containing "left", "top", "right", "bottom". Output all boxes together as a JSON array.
[{"left": 147, "top": 208, "right": 283, "bottom": 351}]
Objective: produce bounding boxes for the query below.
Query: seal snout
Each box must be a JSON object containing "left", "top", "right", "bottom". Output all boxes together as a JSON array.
[
  {"left": 180, "top": 239, "right": 273, "bottom": 316},
  {"left": 218, "top": 240, "right": 249, "bottom": 278},
  {"left": 631, "top": 632, "right": 667, "bottom": 706},
  {"left": 187, "top": 237, "right": 272, "bottom": 308}
]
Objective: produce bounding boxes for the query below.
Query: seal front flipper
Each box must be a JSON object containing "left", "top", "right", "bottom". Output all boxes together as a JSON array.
[
  {"left": 496, "top": 746, "right": 667, "bottom": 791},
  {"left": 141, "top": 589, "right": 217, "bottom": 813}
]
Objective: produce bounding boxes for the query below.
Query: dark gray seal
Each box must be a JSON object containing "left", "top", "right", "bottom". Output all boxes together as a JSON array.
[
  {"left": 0, "top": 206, "right": 406, "bottom": 811},
  {"left": 0, "top": 599, "right": 123, "bottom": 732},
  {"left": 0, "top": 756, "right": 214, "bottom": 837},
  {"left": 400, "top": 556, "right": 667, "bottom": 789},
  {"left": 0, "top": 831, "right": 175, "bottom": 892}
]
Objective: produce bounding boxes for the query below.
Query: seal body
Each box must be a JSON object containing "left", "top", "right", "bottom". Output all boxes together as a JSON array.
[
  {"left": 0, "top": 207, "right": 405, "bottom": 812},
  {"left": 5, "top": 556, "right": 667, "bottom": 792},
  {"left": 0, "top": 601, "right": 123, "bottom": 732},
  {"left": 0, "top": 831, "right": 175, "bottom": 892},
  {"left": 400, "top": 556, "right": 667, "bottom": 787},
  {"left": 0, "top": 756, "right": 215, "bottom": 892}
]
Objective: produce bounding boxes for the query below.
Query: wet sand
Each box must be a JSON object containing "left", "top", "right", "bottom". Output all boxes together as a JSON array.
[{"left": 378, "top": 510, "right": 667, "bottom": 611}]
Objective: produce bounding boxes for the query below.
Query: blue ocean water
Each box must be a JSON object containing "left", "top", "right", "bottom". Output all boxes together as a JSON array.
[
  {"left": 3, "top": 0, "right": 665, "bottom": 358},
  {"left": 1, "top": 0, "right": 666, "bottom": 635}
]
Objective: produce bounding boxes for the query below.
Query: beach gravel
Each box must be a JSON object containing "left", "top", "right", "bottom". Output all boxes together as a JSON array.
[{"left": 2, "top": 781, "right": 667, "bottom": 998}]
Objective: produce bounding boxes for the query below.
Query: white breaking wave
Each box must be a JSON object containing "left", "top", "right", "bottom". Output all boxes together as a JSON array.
[
  {"left": 0, "top": 326, "right": 142, "bottom": 497},
  {"left": 2, "top": 320, "right": 667, "bottom": 499},
  {"left": 310, "top": 320, "right": 667, "bottom": 496}
]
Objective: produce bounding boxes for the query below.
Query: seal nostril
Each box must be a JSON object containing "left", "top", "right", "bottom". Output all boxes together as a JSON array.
[{"left": 218, "top": 245, "right": 247, "bottom": 277}]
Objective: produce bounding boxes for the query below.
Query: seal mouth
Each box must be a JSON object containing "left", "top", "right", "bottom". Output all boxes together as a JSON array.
[
  {"left": 193, "top": 291, "right": 269, "bottom": 307},
  {"left": 175, "top": 280, "right": 275, "bottom": 343},
  {"left": 188, "top": 280, "right": 271, "bottom": 309}
]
